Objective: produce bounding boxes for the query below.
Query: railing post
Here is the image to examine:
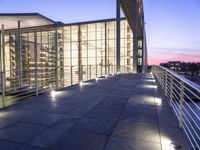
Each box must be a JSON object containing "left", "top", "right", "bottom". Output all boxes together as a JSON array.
[
  {"left": 179, "top": 80, "right": 185, "bottom": 128},
  {"left": 169, "top": 75, "right": 174, "bottom": 107},
  {"left": 111, "top": 65, "right": 113, "bottom": 74},
  {"left": 78, "top": 65, "right": 83, "bottom": 83},
  {"left": 96, "top": 64, "right": 97, "bottom": 77},
  {"left": 158, "top": 68, "right": 160, "bottom": 82},
  {"left": 164, "top": 73, "right": 168, "bottom": 96},
  {"left": 108, "top": 65, "right": 110, "bottom": 75},
  {"left": 89, "top": 65, "right": 91, "bottom": 80},
  {"left": 35, "top": 69, "right": 38, "bottom": 96},
  {"left": 101, "top": 65, "right": 102, "bottom": 77},
  {"left": 160, "top": 70, "right": 163, "bottom": 88},
  {"left": 56, "top": 66, "right": 59, "bottom": 89},
  {"left": 81, "top": 65, "right": 83, "bottom": 82},
  {"left": 1, "top": 71, "right": 5, "bottom": 107},
  {"left": 71, "top": 66, "right": 73, "bottom": 85},
  {"left": 161, "top": 70, "right": 165, "bottom": 89}
]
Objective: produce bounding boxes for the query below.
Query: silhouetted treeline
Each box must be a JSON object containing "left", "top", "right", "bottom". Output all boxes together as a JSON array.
[{"left": 160, "top": 61, "right": 200, "bottom": 76}]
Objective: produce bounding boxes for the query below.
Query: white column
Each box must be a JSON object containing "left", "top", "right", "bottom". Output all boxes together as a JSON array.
[
  {"left": 116, "top": 0, "right": 121, "bottom": 72},
  {"left": 17, "top": 20, "right": 23, "bottom": 88},
  {"left": 132, "top": 0, "right": 139, "bottom": 73},
  {"left": 1, "top": 24, "right": 6, "bottom": 107}
]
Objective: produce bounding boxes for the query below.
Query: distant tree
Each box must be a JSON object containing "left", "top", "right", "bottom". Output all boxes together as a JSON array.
[
  {"left": 181, "top": 62, "right": 187, "bottom": 75},
  {"left": 197, "top": 63, "right": 200, "bottom": 74},
  {"left": 188, "top": 63, "right": 198, "bottom": 76},
  {"left": 160, "top": 63, "right": 168, "bottom": 68}
]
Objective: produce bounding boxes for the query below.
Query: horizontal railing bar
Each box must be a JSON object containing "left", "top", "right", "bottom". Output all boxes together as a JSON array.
[
  {"left": 184, "top": 93, "right": 200, "bottom": 110},
  {"left": 184, "top": 127, "right": 196, "bottom": 150},
  {"left": 184, "top": 102, "right": 200, "bottom": 121},
  {"left": 159, "top": 66, "right": 200, "bottom": 92},
  {"left": 183, "top": 120, "right": 200, "bottom": 148},
  {"left": 183, "top": 107, "right": 200, "bottom": 130}
]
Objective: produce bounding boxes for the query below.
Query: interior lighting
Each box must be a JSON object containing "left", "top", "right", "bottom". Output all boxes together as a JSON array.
[
  {"left": 79, "top": 81, "right": 83, "bottom": 86},
  {"left": 51, "top": 90, "right": 56, "bottom": 97}
]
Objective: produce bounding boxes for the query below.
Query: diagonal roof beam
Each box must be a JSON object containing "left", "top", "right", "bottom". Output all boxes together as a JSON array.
[{"left": 120, "top": 0, "right": 143, "bottom": 38}]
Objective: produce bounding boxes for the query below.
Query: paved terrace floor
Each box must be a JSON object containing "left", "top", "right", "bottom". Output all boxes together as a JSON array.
[{"left": 0, "top": 73, "right": 187, "bottom": 150}]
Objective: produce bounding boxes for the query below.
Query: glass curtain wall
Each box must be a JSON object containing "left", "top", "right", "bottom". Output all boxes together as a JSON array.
[
  {"left": 1, "top": 19, "right": 138, "bottom": 107},
  {"left": 2, "top": 19, "right": 135, "bottom": 91},
  {"left": 120, "top": 20, "right": 133, "bottom": 73},
  {"left": 63, "top": 19, "right": 133, "bottom": 85}
]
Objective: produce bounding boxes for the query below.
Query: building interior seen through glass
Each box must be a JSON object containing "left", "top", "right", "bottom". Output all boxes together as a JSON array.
[{"left": 3, "top": 19, "right": 143, "bottom": 94}]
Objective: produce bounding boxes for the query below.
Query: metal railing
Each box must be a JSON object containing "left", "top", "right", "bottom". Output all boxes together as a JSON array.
[
  {"left": 0, "top": 65, "right": 131, "bottom": 109},
  {"left": 152, "top": 65, "right": 200, "bottom": 149}
]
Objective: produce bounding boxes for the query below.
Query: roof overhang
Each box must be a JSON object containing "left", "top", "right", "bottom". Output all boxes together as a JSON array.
[
  {"left": 120, "top": 0, "right": 144, "bottom": 38},
  {"left": 0, "top": 13, "right": 55, "bottom": 30}
]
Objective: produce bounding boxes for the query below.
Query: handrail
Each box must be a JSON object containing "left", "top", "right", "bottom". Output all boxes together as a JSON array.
[
  {"left": 152, "top": 65, "right": 200, "bottom": 150},
  {"left": 159, "top": 66, "right": 200, "bottom": 92}
]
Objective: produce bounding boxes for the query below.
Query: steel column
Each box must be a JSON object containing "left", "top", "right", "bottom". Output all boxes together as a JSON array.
[
  {"left": 95, "top": 24, "right": 97, "bottom": 77},
  {"left": 105, "top": 22, "right": 107, "bottom": 75},
  {"left": 132, "top": 0, "right": 139, "bottom": 73},
  {"left": 17, "top": 21, "right": 23, "bottom": 88},
  {"left": 34, "top": 31, "right": 38, "bottom": 96},
  {"left": 70, "top": 27, "right": 73, "bottom": 85},
  {"left": 78, "top": 26, "right": 82, "bottom": 82},
  {"left": 55, "top": 28, "right": 59, "bottom": 89},
  {"left": 1, "top": 25, "right": 5, "bottom": 107},
  {"left": 116, "top": 0, "right": 121, "bottom": 72},
  {"left": 71, "top": 66, "right": 73, "bottom": 86}
]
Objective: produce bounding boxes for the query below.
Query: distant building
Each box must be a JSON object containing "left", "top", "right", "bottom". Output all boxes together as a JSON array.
[
  {"left": 160, "top": 61, "right": 181, "bottom": 71},
  {"left": 160, "top": 61, "right": 200, "bottom": 75}
]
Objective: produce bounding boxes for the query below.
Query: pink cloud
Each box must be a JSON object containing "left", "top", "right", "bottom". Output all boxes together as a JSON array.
[{"left": 148, "top": 48, "right": 200, "bottom": 65}]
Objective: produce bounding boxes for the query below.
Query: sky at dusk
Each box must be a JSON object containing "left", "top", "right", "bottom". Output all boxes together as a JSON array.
[{"left": 0, "top": 0, "right": 199, "bottom": 65}]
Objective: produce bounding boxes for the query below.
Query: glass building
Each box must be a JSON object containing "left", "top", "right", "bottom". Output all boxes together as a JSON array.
[{"left": 0, "top": 0, "right": 147, "bottom": 107}]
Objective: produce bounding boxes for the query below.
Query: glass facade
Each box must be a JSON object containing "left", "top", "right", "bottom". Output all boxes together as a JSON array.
[{"left": 0, "top": 18, "right": 144, "bottom": 107}]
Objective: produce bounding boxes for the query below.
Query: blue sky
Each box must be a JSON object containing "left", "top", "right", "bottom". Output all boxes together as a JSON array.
[{"left": 0, "top": 0, "right": 199, "bottom": 64}]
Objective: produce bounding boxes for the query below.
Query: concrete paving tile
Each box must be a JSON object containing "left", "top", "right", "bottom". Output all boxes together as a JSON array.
[
  {"left": 94, "top": 103, "right": 124, "bottom": 112},
  {"left": 102, "top": 96, "right": 129, "bottom": 103},
  {"left": 21, "top": 112, "right": 63, "bottom": 126},
  {"left": 27, "top": 115, "right": 79, "bottom": 148},
  {"left": 0, "top": 122, "right": 46, "bottom": 143},
  {"left": 160, "top": 126, "right": 188, "bottom": 150},
  {"left": 0, "top": 109, "right": 35, "bottom": 121},
  {"left": 71, "top": 117, "right": 116, "bottom": 135},
  {"left": 17, "top": 145, "right": 47, "bottom": 150},
  {"left": 120, "top": 105, "right": 157, "bottom": 124},
  {"left": 68, "top": 105, "right": 95, "bottom": 118},
  {"left": 11, "top": 101, "right": 49, "bottom": 112},
  {"left": 128, "top": 95, "right": 159, "bottom": 106},
  {"left": 131, "top": 88, "right": 155, "bottom": 96},
  {"left": 94, "top": 99, "right": 127, "bottom": 111},
  {"left": 8, "top": 99, "right": 36, "bottom": 109},
  {"left": 122, "top": 104, "right": 156, "bottom": 114},
  {"left": 84, "top": 98, "right": 103, "bottom": 107},
  {"left": 59, "top": 98, "right": 87, "bottom": 107},
  {"left": 51, "top": 131, "right": 108, "bottom": 150},
  {"left": 86, "top": 108, "right": 121, "bottom": 121},
  {"left": 40, "top": 104, "right": 76, "bottom": 114},
  {"left": 113, "top": 120, "right": 160, "bottom": 143},
  {"left": 157, "top": 107, "right": 179, "bottom": 128},
  {"left": 0, "top": 139, "right": 22, "bottom": 150},
  {"left": 105, "top": 137, "right": 161, "bottom": 150},
  {"left": 0, "top": 119, "right": 18, "bottom": 130}
]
